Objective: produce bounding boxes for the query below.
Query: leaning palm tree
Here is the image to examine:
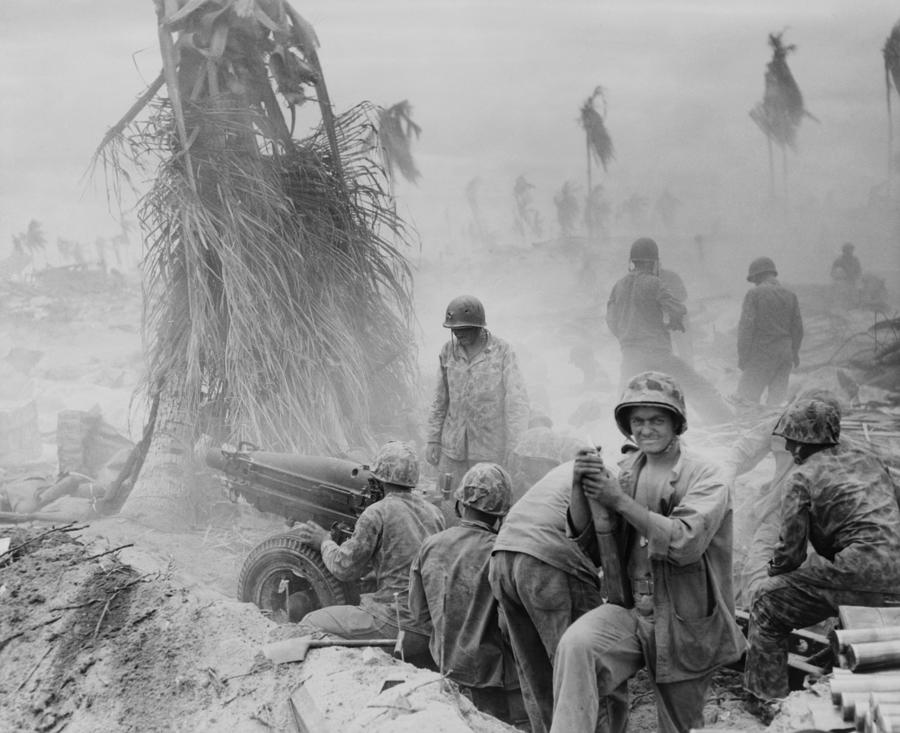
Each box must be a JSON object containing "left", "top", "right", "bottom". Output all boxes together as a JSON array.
[
  {"left": 883, "top": 20, "right": 900, "bottom": 186},
  {"left": 749, "top": 31, "right": 815, "bottom": 201},
  {"left": 372, "top": 100, "right": 422, "bottom": 184},
  {"left": 580, "top": 86, "right": 614, "bottom": 241},
  {"left": 94, "top": 0, "right": 417, "bottom": 528}
]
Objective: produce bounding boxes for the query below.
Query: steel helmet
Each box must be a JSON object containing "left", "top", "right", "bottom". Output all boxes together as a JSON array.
[
  {"left": 772, "top": 397, "right": 840, "bottom": 446},
  {"left": 454, "top": 462, "right": 512, "bottom": 516},
  {"left": 613, "top": 371, "right": 687, "bottom": 438},
  {"left": 443, "top": 295, "right": 486, "bottom": 329},
  {"left": 370, "top": 440, "right": 419, "bottom": 487},
  {"left": 747, "top": 256, "right": 778, "bottom": 282},
  {"left": 629, "top": 237, "right": 659, "bottom": 262}
]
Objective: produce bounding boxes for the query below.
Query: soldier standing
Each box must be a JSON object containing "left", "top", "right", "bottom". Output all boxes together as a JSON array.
[
  {"left": 736, "top": 257, "right": 803, "bottom": 406},
  {"left": 606, "top": 238, "right": 731, "bottom": 424},
  {"left": 426, "top": 295, "right": 530, "bottom": 491}
]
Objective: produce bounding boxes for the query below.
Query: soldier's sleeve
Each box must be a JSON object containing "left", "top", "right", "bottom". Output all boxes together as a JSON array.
[
  {"left": 320, "top": 510, "right": 380, "bottom": 582},
  {"left": 790, "top": 294, "right": 804, "bottom": 359},
  {"left": 426, "top": 348, "right": 449, "bottom": 446},
  {"left": 768, "top": 472, "right": 811, "bottom": 576},
  {"left": 644, "top": 462, "right": 729, "bottom": 566},
  {"left": 737, "top": 290, "right": 755, "bottom": 369},
  {"left": 656, "top": 279, "right": 688, "bottom": 324},
  {"left": 407, "top": 547, "right": 432, "bottom": 627},
  {"left": 605, "top": 284, "right": 621, "bottom": 337},
  {"left": 502, "top": 349, "right": 531, "bottom": 460}
]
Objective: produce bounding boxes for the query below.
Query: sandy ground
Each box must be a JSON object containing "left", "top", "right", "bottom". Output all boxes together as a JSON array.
[{"left": 0, "top": 515, "right": 775, "bottom": 733}]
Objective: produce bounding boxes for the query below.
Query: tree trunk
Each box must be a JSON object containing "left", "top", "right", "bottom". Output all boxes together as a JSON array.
[{"left": 121, "top": 377, "right": 197, "bottom": 530}]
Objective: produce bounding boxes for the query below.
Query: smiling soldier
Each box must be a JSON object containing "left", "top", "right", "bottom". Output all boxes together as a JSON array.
[{"left": 550, "top": 371, "right": 744, "bottom": 733}]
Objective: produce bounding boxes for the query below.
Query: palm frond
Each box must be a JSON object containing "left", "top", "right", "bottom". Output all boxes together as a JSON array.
[{"left": 580, "top": 86, "right": 614, "bottom": 171}]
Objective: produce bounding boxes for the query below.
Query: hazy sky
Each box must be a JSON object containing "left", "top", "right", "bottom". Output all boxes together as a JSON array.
[{"left": 1, "top": 1, "right": 898, "bottom": 257}]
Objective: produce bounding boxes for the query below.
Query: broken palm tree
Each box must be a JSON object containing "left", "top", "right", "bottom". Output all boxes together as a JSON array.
[
  {"left": 371, "top": 100, "right": 422, "bottom": 185},
  {"left": 93, "top": 0, "right": 417, "bottom": 530},
  {"left": 883, "top": 20, "right": 900, "bottom": 187},
  {"left": 749, "top": 31, "right": 816, "bottom": 201},
  {"left": 580, "top": 87, "right": 614, "bottom": 241}
]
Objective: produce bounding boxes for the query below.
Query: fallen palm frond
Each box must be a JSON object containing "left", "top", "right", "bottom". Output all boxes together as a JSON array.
[
  {"left": 580, "top": 87, "right": 614, "bottom": 171},
  {"left": 96, "top": 1, "right": 417, "bottom": 460},
  {"left": 372, "top": 100, "right": 422, "bottom": 184}
]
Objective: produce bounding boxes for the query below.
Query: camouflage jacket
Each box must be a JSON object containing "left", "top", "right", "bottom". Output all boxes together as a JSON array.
[
  {"left": 320, "top": 491, "right": 445, "bottom": 633},
  {"left": 426, "top": 333, "right": 530, "bottom": 462},
  {"left": 737, "top": 280, "right": 803, "bottom": 369},
  {"left": 409, "top": 520, "right": 515, "bottom": 688},
  {"left": 768, "top": 443, "right": 900, "bottom": 591},
  {"left": 606, "top": 271, "right": 686, "bottom": 351}
]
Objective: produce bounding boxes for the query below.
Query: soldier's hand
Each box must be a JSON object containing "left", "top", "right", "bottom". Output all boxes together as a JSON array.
[
  {"left": 295, "top": 521, "right": 329, "bottom": 549},
  {"left": 793, "top": 354, "right": 800, "bottom": 368},
  {"left": 425, "top": 443, "right": 441, "bottom": 466},
  {"left": 667, "top": 316, "right": 686, "bottom": 333}
]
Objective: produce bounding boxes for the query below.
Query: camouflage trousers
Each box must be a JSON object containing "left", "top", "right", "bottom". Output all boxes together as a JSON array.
[{"left": 745, "top": 575, "right": 900, "bottom": 699}]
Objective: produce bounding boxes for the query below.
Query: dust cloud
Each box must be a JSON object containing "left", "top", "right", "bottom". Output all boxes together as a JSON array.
[{"left": 2, "top": 0, "right": 898, "bottom": 450}]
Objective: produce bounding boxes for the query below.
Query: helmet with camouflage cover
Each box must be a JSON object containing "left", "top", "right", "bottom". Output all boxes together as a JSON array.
[
  {"left": 772, "top": 397, "right": 840, "bottom": 446},
  {"left": 614, "top": 371, "right": 687, "bottom": 437},
  {"left": 443, "top": 295, "right": 486, "bottom": 328},
  {"left": 370, "top": 440, "right": 419, "bottom": 487},
  {"left": 454, "top": 462, "right": 512, "bottom": 516}
]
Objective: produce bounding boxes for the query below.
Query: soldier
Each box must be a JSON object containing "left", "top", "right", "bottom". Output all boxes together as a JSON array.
[
  {"left": 409, "top": 463, "right": 525, "bottom": 725},
  {"left": 489, "top": 457, "right": 601, "bottom": 733},
  {"left": 736, "top": 257, "right": 803, "bottom": 406},
  {"left": 294, "top": 441, "right": 444, "bottom": 659},
  {"left": 552, "top": 372, "right": 745, "bottom": 733},
  {"left": 508, "top": 415, "right": 589, "bottom": 503},
  {"left": 745, "top": 397, "right": 900, "bottom": 701},
  {"left": 606, "top": 238, "right": 732, "bottom": 425},
  {"left": 426, "top": 295, "right": 530, "bottom": 492}
]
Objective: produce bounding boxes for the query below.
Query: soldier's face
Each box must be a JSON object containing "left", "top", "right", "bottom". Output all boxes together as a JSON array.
[
  {"left": 629, "top": 406, "right": 676, "bottom": 454},
  {"left": 452, "top": 327, "right": 481, "bottom": 346}
]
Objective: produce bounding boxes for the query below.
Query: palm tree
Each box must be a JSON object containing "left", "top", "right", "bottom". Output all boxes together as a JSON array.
[
  {"left": 580, "top": 87, "right": 614, "bottom": 241},
  {"left": 372, "top": 100, "right": 422, "bottom": 185},
  {"left": 883, "top": 20, "right": 900, "bottom": 189},
  {"left": 749, "top": 31, "right": 815, "bottom": 202},
  {"left": 95, "top": 0, "right": 417, "bottom": 529}
]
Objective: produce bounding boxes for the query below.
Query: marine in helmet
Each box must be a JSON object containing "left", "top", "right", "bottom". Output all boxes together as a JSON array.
[
  {"left": 736, "top": 256, "right": 804, "bottom": 407},
  {"left": 294, "top": 440, "right": 444, "bottom": 658},
  {"left": 552, "top": 371, "right": 744, "bottom": 733},
  {"left": 745, "top": 397, "right": 900, "bottom": 701},
  {"left": 426, "top": 295, "right": 530, "bottom": 499},
  {"left": 606, "top": 237, "right": 732, "bottom": 425},
  {"left": 830, "top": 241, "right": 862, "bottom": 285},
  {"left": 409, "top": 463, "right": 526, "bottom": 725}
]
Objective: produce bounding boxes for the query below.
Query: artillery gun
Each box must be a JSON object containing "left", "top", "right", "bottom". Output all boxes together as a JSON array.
[{"left": 206, "top": 443, "right": 382, "bottom": 621}]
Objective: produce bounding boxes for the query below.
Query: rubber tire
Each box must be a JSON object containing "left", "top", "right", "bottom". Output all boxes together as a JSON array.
[{"left": 237, "top": 532, "right": 350, "bottom": 619}]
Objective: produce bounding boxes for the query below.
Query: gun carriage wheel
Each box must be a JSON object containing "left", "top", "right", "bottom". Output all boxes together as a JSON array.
[{"left": 237, "top": 532, "right": 357, "bottom": 622}]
